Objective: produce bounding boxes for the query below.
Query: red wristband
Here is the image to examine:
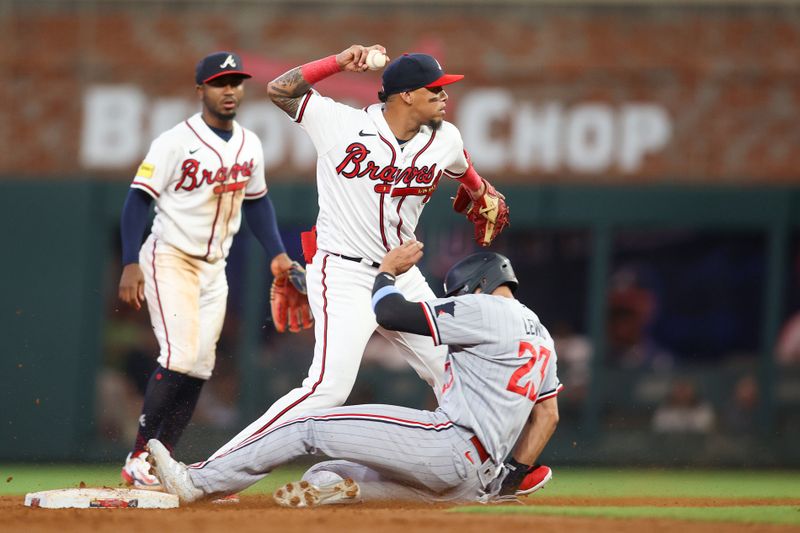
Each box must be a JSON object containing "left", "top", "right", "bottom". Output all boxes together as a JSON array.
[
  {"left": 458, "top": 164, "right": 483, "bottom": 192},
  {"left": 301, "top": 55, "right": 342, "bottom": 85}
]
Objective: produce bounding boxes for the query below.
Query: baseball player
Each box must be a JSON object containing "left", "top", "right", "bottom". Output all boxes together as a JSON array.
[
  {"left": 202, "top": 44, "right": 511, "bottom": 469},
  {"left": 146, "top": 243, "right": 561, "bottom": 505},
  {"left": 117, "top": 51, "right": 311, "bottom": 490}
]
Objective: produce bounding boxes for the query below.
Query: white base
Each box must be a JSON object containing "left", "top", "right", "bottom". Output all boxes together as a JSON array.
[{"left": 24, "top": 487, "right": 179, "bottom": 509}]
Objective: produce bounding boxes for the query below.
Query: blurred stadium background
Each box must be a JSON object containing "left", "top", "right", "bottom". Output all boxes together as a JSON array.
[{"left": 2, "top": 0, "right": 799, "bottom": 469}]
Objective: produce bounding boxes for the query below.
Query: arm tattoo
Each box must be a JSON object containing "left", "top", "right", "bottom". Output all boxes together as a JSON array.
[{"left": 268, "top": 67, "right": 311, "bottom": 117}]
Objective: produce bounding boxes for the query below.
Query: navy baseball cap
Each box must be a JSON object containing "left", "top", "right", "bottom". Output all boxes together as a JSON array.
[
  {"left": 381, "top": 53, "right": 463, "bottom": 96},
  {"left": 195, "top": 52, "right": 252, "bottom": 85}
]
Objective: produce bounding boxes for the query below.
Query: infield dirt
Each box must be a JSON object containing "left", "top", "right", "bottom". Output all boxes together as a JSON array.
[{"left": 4, "top": 495, "right": 799, "bottom": 533}]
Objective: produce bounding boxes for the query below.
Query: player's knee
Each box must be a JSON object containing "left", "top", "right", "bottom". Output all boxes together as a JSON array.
[
  {"left": 302, "top": 464, "right": 344, "bottom": 485},
  {"left": 303, "top": 460, "right": 374, "bottom": 484}
]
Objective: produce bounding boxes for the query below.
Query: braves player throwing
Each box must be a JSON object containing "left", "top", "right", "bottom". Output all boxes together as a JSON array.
[
  {"left": 202, "top": 44, "right": 511, "bottom": 467},
  {"left": 117, "top": 52, "right": 311, "bottom": 490},
  {"left": 146, "top": 242, "right": 561, "bottom": 504}
]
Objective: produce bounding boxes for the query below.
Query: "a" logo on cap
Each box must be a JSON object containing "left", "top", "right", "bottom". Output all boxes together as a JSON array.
[{"left": 220, "top": 55, "right": 237, "bottom": 68}]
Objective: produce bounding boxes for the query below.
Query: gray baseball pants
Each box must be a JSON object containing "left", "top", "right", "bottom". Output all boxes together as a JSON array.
[{"left": 187, "top": 404, "right": 497, "bottom": 503}]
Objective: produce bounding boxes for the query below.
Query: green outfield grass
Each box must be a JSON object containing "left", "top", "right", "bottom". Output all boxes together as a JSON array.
[
  {"left": 525, "top": 467, "right": 800, "bottom": 499},
  {"left": 3, "top": 465, "right": 798, "bottom": 525},
  {"left": 454, "top": 467, "right": 800, "bottom": 526},
  {"left": 0, "top": 464, "right": 307, "bottom": 496},
  {"left": 456, "top": 505, "right": 800, "bottom": 526},
  {"left": 2, "top": 465, "right": 799, "bottom": 498}
]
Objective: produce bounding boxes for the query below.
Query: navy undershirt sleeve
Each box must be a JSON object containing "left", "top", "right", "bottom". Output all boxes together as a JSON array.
[
  {"left": 120, "top": 188, "right": 154, "bottom": 265},
  {"left": 371, "top": 273, "right": 430, "bottom": 336},
  {"left": 243, "top": 195, "right": 286, "bottom": 259}
]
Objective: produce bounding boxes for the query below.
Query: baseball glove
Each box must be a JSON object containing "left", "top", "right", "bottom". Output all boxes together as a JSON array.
[
  {"left": 270, "top": 261, "right": 313, "bottom": 333},
  {"left": 452, "top": 178, "right": 510, "bottom": 247}
]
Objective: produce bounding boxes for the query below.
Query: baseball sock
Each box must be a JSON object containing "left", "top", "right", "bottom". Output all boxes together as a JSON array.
[
  {"left": 156, "top": 375, "right": 205, "bottom": 451},
  {"left": 132, "top": 366, "right": 191, "bottom": 455}
]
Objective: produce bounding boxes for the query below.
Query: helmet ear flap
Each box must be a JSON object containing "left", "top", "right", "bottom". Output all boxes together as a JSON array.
[{"left": 477, "top": 276, "right": 488, "bottom": 294}]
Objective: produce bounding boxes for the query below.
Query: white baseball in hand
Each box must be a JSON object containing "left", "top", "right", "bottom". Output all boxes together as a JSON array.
[{"left": 366, "top": 49, "right": 387, "bottom": 70}]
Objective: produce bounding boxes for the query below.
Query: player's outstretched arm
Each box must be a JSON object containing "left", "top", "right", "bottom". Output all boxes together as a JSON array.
[
  {"left": 372, "top": 241, "right": 430, "bottom": 335},
  {"left": 267, "top": 44, "right": 386, "bottom": 117},
  {"left": 379, "top": 240, "right": 424, "bottom": 277},
  {"left": 267, "top": 67, "right": 312, "bottom": 117}
]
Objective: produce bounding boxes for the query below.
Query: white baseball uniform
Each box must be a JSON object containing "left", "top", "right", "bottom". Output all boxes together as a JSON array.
[
  {"left": 131, "top": 112, "right": 267, "bottom": 379},
  {"left": 187, "top": 293, "right": 562, "bottom": 503},
  {"left": 208, "top": 91, "right": 470, "bottom": 456}
]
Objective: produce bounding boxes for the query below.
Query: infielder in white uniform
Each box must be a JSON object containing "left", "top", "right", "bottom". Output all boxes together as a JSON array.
[
  {"left": 117, "top": 52, "right": 311, "bottom": 490},
  {"left": 147, "top": 243, "right": 562, "bottom": 505},
  {"left": 202, "top": 43, "right": 516, "bottom": 472}
]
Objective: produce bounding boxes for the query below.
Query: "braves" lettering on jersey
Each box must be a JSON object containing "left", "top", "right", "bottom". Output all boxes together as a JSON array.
[
  {"left": 131, "top": 113, "right": 267, "bottom": 263},
  {"left": 293, "top": 91, "right": 469, "bottom": 262}
]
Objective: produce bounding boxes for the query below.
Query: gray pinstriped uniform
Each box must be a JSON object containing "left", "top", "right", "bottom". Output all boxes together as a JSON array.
[{"left": 187, "top": 293, "right": 561, "bottom": 502}]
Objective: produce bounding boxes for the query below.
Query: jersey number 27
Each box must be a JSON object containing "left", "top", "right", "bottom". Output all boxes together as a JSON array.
[{"left": 506, "top": 341, "right": 551, "bottom": 401}]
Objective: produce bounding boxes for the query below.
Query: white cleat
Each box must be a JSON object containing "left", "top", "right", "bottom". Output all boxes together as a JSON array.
[
  {"left": 273, "top": 478, "right": 361, "bottom": 508},
  {"left": 145, "top": 439, "right": 204, "bottom": 504},
  {"left": 121, "top": 452, "right": 162, "bottom": 490}
]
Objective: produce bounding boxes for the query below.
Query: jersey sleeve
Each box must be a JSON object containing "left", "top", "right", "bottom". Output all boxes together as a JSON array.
[
  {"left": 420, "top": 295, "right": 488, "bottom": 347},
  {"left": 245, "top": 135, "right": 268, "bottom": 200},
  {"left": 536, "top": 346, "right": 563, "bottom": 403},
  {"left": 292, "top": 90, "right": 354, "bottom": 156},
  {"left": 130, "top": 133, "right": 179, "bottom": 199},
  {"left": 442, "top": 125, "right": 469, "bottom": 179}
]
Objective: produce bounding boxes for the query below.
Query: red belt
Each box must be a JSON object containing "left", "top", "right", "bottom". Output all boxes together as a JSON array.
[{"left": 469, "top": 435, "right": 490, "bottom": 463}]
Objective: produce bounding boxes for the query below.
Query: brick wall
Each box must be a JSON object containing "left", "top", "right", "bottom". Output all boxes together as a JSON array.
[{"left": 4, "top": 3, "right": 800, "bottom": 183}]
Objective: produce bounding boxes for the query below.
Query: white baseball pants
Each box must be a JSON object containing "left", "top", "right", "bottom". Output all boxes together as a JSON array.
[
  {"left": 207, "top": 251, "right": 447, "bottom": 458},
  {"left": 139, "top": 234, "right": 228, "bottom": 379}
]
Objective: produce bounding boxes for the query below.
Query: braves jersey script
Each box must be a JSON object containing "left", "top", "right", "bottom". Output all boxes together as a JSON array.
[
  {"left": 131, "top": 113, "right": 267, "bottom": 263},
  {"left": 421, "top": 295, "right": 563, "bottom": 464},
  {"left": 293, "top": 91, "right": 469, "bottom": 263}
]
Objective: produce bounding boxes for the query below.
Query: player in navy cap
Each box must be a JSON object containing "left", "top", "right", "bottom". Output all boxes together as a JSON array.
[
  {"left": 167, "top": 42, "right": 537, "bottom": 501},
  {"left": 117, "top": 50, "right": 310, "bottom": 494},
  {"left": 194, "top": 51, "right": 252, "bottom": 85},
  {"left": 378, "top": 52, "right": 464, "bottom": 105}
]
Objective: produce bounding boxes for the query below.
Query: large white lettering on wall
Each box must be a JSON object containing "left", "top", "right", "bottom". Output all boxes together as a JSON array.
[
  {"left": 459, "top": 89, "right": 672, "bottom": 174},
  {"left": 80, "top": 86, "right": 671, "bottom": 176},
  {"left": 81, "top": 86, "right": 146, "bottom": 167},
  {"left": 80, "top": 86, "right": 316, "bottom": 171}
]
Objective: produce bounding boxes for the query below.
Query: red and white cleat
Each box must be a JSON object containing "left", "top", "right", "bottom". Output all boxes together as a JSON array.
[
  {"left": 516, "top": 464, "right": 552, "bottom": 496},
  {"left": 121, "top": 452, "right": 162, "bottom": 491}
]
